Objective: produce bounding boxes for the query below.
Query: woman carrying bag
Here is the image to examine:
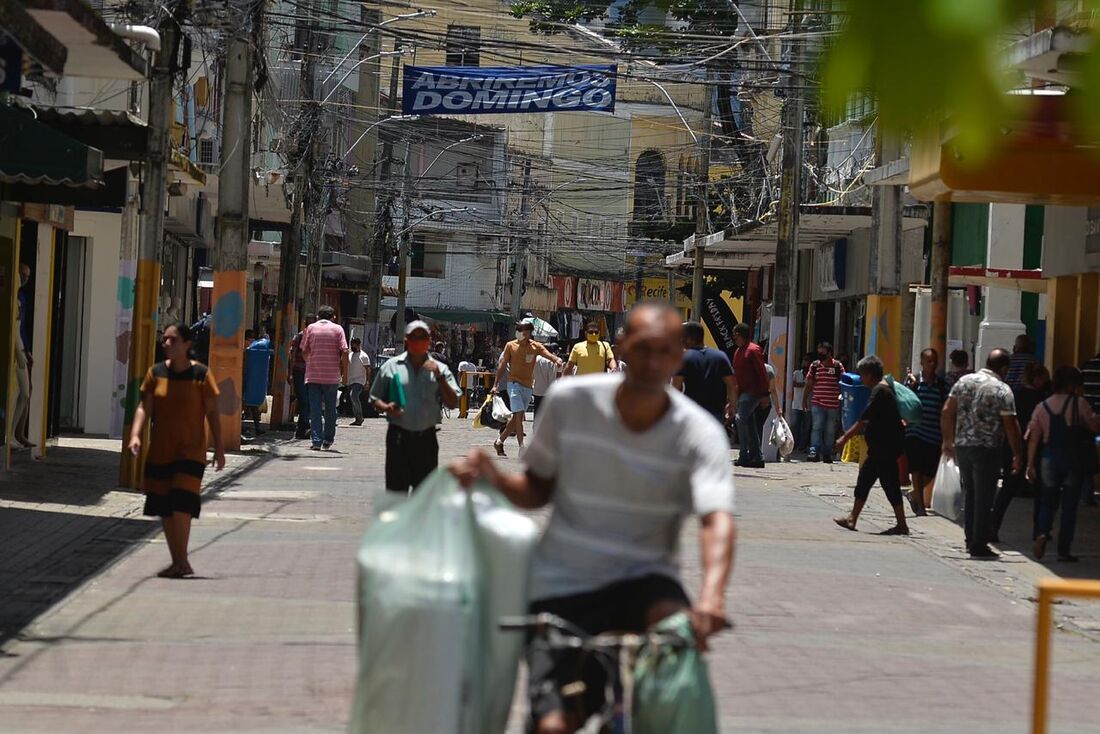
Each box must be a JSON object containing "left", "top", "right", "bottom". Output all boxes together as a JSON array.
[{"left": 1026, "top": 366, "right": 1100, "bottom": 561}]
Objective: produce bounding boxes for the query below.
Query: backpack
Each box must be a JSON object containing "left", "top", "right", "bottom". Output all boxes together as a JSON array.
[
  {"left": 1042, "top": 397, "right": 1098, "bottom": 473},
  {"left": 885, "top": 375, "right": 923, "bottom": 426}
]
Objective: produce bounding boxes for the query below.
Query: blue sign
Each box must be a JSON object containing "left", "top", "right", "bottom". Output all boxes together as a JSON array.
[
  {"left": 403, "top": 65, "right": 616, "bottom": 116},
  {"left": 0, "top": 34, "right": 23, "bottom": 93}
]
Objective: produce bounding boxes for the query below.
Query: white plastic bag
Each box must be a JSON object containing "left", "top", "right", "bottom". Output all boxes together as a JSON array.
[
  {"left": 770, "top": 416, "right": 795, "bottom": 458},
  {"left": 351, "top": 470, "right": 536, "bottom": 734},
  {"left": 491, "top": 394, "right": 511, "bottom": 423},
  {"left": 931, "top": 455, "right": 964, "bottom": 522}
]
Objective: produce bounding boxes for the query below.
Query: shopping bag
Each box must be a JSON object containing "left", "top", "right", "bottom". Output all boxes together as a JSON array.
[
  {"left": 931, "top": 455, "right": 964, "bottom": 522},
  {"left": 491, "top": 394, "right": 511, "bottom": 423},
  {"left": 351, "top": 470, "right": 536, "bottom": 734},
  {"left": 769, "top": 416, "right": 795, "bottom": 458},
  {"left": 885, "top": 375, "right": 922, "bottom": 425},
  {"left": 633, "top": 612, "right": 718, "bottom": 734}
]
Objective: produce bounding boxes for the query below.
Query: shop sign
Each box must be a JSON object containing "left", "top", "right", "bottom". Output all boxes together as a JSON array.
[
  {"left": 816, "top": 238, "right": 847, "bottom": 293},
  {"left": 576, "top": 278, "right": 614, "bottom": 311},
  {"left": 626, "top": 277, "right": 691, "bottom": 308},
  {"left": 552, "top": 275, "right": 576, "bottom": 308}
]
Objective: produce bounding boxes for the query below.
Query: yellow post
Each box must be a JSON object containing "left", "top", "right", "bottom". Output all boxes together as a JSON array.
[
  {"left": 208, "top": 270, "right": 247, "bottom": 451},
  {"left": 119, "top": 259, "right": 160, "bottom": 489},
  {"left": 1032, "top": 585, "right": 1053, "bottom": 734}
]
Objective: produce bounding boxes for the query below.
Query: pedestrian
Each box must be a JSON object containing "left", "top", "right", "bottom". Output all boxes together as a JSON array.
[
  {"left": 903, "top": 348, "right": 949, "bottom": 516},
  {"left": 803, "top": 342, "right": 845, "bottom": 463},
  {"left": 300, "top": 305, "right": 348, "bottom": 451},
  {"left": 13, "top": 264, "right": 33, "bottom": 448},
  {"left": 1080, "top": 351, "right": 1100, "bottom": 505},
  {"left": 531, "top": 344, "right": 560, "bottom": 417},
  {"left": 672, "top": 320, "right": 735, "bottom": 426},
  {"left": 347, "top": 337, "right": 373, "bottom": 426},
  {"left": 492, "top": 318, "right": 564, "bottom": 456},
  {"left": 945, "top": 349, "right": 972, "bottom": 390},
  {"left": 832, "top": 355, "right": 910, "bottom": 535},
  {"left": 242, "top": 333, "right": 272, "bottom": 437},
  {"left": 941, "top": 348, "right": 1024, "bottom": 559},
  {"left": 1006, "top": 334, "right": 1037, "bottom": 388},
  {"left": 991, "top": 362, "right": 1049, "bottom": 540},
  {"left": 127, "top": 323, "right": 226, "bottom": 578},
  {"left": 790, "top": 352, "right": 813, "bottom": 452},
  {"left": 565, "top": 321, "right": 617, "bottom": 376},
  {"left": 431, "top": 340, "right": 452, "bottom": 372},
  {"left": 289, "top": 313, "right": 316, "bottom": 439},
  {"left": 1026, "top": 366, "right": 1100, "bottom": 561},
  {"left": 730, "top": 322, "right": 769, "bottom": 468},
  {"left": 449, "top": 303, "right": 736, "bottom": 734},
  {"left": 369, "top": 320, "right": 459, "bottom": 494}
]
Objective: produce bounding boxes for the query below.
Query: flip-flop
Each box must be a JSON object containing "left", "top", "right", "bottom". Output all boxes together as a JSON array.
[
  {"left": 879, "top": 526, "right": 910, "bottom": 536},
  {"left": 157, "top": 566, "right": 187, "bottom": 579},
  {"left": 833, "top": 517, "right": 857, "bottom": 532}
]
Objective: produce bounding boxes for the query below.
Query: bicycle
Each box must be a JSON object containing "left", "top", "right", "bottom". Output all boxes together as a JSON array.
[{"left": 499, "top": 612, "right": 705, "bottom": 734}]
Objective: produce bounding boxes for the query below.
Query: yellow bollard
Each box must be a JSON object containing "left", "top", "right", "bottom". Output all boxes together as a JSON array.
[{"left": 1031, "top": 578, "right": 1100, "bottom": 733}]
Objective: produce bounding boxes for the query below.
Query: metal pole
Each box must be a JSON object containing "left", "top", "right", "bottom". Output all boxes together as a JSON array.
[
  {"left": 395, "top": 140, "right": 412, "bottom": 342},
  {"left": 691, "top": 75, "right": 713, "bottom": 322},
  {"left": 511, "top": 158, "right": 533, "bottom": 320},
  {"left": 930, "top": 199, "right": 952, "bottom": 372},
  {"left": 271, "top": 0, "right": 316, "bottom": 426},
  {"left": 120, "top": 4, "right": 182, "bottom": 487},
  {"left": 208, "top": 24, "right": 254, "bottom": 451}
]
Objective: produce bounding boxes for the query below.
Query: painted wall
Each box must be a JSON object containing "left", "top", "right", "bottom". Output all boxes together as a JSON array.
[
  {"left": 72, "top": 211, "right": 123, "bottom": 436},
  {"left": 384, "top": 233, "right": 499, "bottom": 310},
  {"left": 1043, "top": 206, "right": 1100, "bottom": 278}
]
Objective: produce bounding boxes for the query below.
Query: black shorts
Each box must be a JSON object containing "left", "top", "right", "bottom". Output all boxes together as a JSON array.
[
  {"left": 905, "top": 436, "right": 940, "bottom": 477},
  {"left": 143, "top": 489, "right": 201, "bottom": 518},
  {"left": 525, "top": 574, "right": 690, "bottom": 731}
]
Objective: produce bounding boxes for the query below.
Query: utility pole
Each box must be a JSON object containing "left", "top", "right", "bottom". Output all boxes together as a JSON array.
[
  {"left": 395, "top": 140, "right": 412, "bottom": 341},
  {"left": 510, "top": 158, "right": 533, "bottom": 320},
  {"left": 364, "top": 48, "right": 404, "bottom": 343},
  {"left": 271, "top": 0, "right": 317, "bottom": 427},
  {"left": 207, "top": 12, "right": 255, "bottom": 451},
  {"left": 691, "top": 75, "right": 714, "bottom": 322},
  {"left": 120, "top": 2, "right": 183, "bottom": 487},
  {"left": 769, "top": 0, "right": 805, "bottom": 412},
  {"left": 301, "top": 4, "right": 330, "bottom": 319},
  {"left": 930, "top": 200, "right": 952, "bottom": 372}
]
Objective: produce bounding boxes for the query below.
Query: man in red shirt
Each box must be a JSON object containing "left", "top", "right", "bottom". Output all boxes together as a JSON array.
[
  {"left": 731, "top": 323, "right": 769, "bottom": 468},
  {"left": 802, "top": 341, "right": 845, "bottom": 463},
  {"left": 300, "top": 305, "right": 348, "bottom": 451}
]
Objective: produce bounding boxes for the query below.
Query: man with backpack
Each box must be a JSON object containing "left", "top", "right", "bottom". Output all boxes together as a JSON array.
[
  {"left": 1025, "top": 366, "right": 1100, "bottom": 561},
  {"left": 941, "top": 349, "right": 1024, "bottom": 559},
  {"left": 566, "top": 322, "right": 617, "bottom": 376},
  {"left": 802, "top": 342, "right": 845, "bottom": 463}
]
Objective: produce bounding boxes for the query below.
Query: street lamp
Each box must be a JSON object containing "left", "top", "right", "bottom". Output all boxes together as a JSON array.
[{"left": 345, "top": 114, "right": 419, "bottom": 156}]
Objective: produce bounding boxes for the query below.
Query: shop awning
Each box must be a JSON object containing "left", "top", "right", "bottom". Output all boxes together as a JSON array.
[
  {"left": 32, "top": 106, "right": 147, "bottom": 161},
  {"left": 417, "top": 308, "right": 513, "bottom": 324},
  {"left": 0, "top": 104, "right": 103, "bottom": 188},
  {"left": 949, "top": 266, "right": 1047, "bottom": 293}
]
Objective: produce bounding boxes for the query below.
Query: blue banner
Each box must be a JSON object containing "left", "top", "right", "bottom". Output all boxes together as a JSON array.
[{"left": 403, "top": 65, "right": 616, "bottom": 116}]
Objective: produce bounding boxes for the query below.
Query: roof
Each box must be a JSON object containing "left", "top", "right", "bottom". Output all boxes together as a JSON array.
[{"left": 0, "top": 103, "right": 103, "bottom": 188}]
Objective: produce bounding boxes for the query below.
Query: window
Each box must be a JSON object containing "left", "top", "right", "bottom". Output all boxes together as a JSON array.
[
  {"left": 455, "top": 161, "right": 479, "bottom": 188},
  {"left": 410, "top": 234, "right": 447, "bottom": 278},
  {"left": 197, "top": 138, "right": 218, "bottom": 169},
  {"left": 445, "top": 25, "right": 481, "bottom": 66},
  {"left": 632, "top": 150, "right": 667, "bottom": 223}
]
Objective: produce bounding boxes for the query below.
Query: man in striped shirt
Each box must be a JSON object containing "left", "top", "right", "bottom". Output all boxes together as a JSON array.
[
  {"left": 803, "top": 342, "right": 845, "bottom": 463},
  {"left": 300, "top": 305, "right": 348, "bottom": 451},
  {"left": 1005, "top": 334, "right": 1037, "bottom": 389},
  {"left": 904, "top": 348, "right": 948, "bottom": 515}
]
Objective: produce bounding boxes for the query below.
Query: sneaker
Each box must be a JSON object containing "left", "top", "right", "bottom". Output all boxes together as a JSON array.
[
  {"left": 969, "top": 545, "right": 999, "bottom": 559},
  {"left": 322, "top": 442, "right": 332, "bottom": 450},
  {"left": 822, "top": 455, "right": 834, "bottom": 464},
  {"left": 310, "top": 444, "right": 322, "bottom": 451},
  {"left": 351, "top": 419, "right": 364, "bottom": 426},
  {"left": 742, "top": 460, "right": 766, "bottom": 469},
  {"left": 807, "top": 450, "right": 820, "bottom": 462}
]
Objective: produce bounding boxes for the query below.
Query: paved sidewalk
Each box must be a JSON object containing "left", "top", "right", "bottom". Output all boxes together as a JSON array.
[{"left": 1, "top": 422, "right": 1100, "bottom": 732}]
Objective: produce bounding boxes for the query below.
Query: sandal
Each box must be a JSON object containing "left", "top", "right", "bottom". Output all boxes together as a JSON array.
[
  {"left": 879, "top": 526, "right": 910, "bottom": 536},
  {"left": 493, "top": 441, "right": 506, "bottom": 457},
  {"left": 833, "top": 517, "right": 857, "bottom": 532},
  {"left": 905, "top": 491, "right": 927, "bottom": 517}
]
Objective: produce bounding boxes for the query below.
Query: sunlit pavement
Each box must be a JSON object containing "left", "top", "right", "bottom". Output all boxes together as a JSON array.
[{"left": 3, "top": 420, "right": 1100, "bottom": 732}]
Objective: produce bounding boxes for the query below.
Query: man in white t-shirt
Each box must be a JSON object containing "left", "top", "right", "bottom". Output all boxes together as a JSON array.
[
  {"left": 346, "top": 337, "right": 372, "bottom": 425},
  {"left": 451, "top": 303, "right": 737, "bottom": 734}
]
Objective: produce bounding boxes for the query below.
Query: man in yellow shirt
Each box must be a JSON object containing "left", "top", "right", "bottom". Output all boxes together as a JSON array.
[
  {"left": 494, "top": 319, "right": 564, "bottom": 456},
  {"left": 566, "top": 322, "right": 618, "bottom": 376}
]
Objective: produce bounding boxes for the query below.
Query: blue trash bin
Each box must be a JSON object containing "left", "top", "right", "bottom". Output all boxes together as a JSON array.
[
  {"left": 243, "top": 339, "right": 273, "bottom": 408},
  {"left": 839, "top": 372, "right": 868, "bottom": 431}
]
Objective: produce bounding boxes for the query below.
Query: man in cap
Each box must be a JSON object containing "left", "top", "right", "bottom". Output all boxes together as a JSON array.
[
  {"left": 493, "top": 318, "right": 564, "bottom": 456},
  {"left": 370, "top": 320, "right": 460, "bottom": 493}
]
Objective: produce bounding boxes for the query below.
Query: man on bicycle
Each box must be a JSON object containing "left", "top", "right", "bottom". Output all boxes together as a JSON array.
[{"left": 451, "top": 303, "right": 737, "bottom": 734}]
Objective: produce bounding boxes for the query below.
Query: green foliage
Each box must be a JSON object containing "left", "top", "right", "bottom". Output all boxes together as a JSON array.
[{"left": 822, "top": 0, "right": 1100, "bottom": 158}]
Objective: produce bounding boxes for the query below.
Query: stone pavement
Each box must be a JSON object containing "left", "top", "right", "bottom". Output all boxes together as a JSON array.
[{"left": 2, "top": 420, "right": 1100, "bottom": 732}]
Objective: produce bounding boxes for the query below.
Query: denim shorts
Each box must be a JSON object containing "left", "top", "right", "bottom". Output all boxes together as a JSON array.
[{"left": 507, "top": 381, "right": 534, "bottom": 414}]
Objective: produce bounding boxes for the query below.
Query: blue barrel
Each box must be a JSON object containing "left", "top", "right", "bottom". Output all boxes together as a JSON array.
[
  {"left": 839, "top": 372, "right": 869, "bottom": 431},
  {"left": 243, "top": 339, "right": 273, "bottom": 407}
]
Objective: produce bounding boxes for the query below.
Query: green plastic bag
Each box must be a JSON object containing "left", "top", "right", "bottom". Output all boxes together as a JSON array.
[
  {"left": 632, "top": 612, "right": 719, "bottom": 734},
  {"left": 885, "top": 375, "right": 922, "bottom": 425}
]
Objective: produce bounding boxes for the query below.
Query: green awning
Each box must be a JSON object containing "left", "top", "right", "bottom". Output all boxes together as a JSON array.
[
  {"left": 417, "top": 308, "right": 513, "bottom": 324},
  {"left": 0, "top": 104, "right": 104, "bottom": 188}
]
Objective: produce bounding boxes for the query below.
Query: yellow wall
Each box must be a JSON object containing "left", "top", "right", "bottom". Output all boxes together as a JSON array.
[
  {"left": 1047, "top": 273, "right": 1100, "bottom": 369},
  {"left": 864, "top": 295, "right": 904, "bottom": 377}
]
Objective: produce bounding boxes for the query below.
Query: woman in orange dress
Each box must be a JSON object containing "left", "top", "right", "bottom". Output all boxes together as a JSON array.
[{"left": 128, "top": 323, "right": 226, "bottom": 578}]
